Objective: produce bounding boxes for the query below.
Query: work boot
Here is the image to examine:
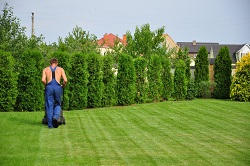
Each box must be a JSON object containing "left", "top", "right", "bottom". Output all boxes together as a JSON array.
[{"left": 52, "top": 118, "right": 59, "bottom": 128}]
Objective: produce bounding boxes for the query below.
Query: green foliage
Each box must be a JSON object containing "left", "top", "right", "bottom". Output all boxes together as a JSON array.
[
  {"left": 16, "top": 49, "right": 44, "bottom": 111},
  {"left": 69, "top": 52, "right": 89, "bottom": 109},
  {"left": 87, "top": 53, "right": 103, "bottom": 108},
  {"left": 173, "top": 60, "right": 187, "bottom": 100},
  {"left": 58, "top": 26, "right": 98, "bottom": 54},
  {"left": 230, "top": 53, "right": 250, "bottom": 101},
  {"left": 194, "top": 46, "right": 209, "bottom": 84},
  {"left": 161, "top": 56, "right": 173, "bottom": 100},
  {"left": 147, "top": 55, "right": 162, "bottom": 102},
  {"left": 214, "top": 47, "right": 232, "bottom": 99},
  {"left": 50, "top": 51, "right": 71, "bottom": 110},
  {"left": 196, "top": 81, "right": 211, "bottom": 98},
  {"left": 0, "top": 3, "right": 27, "bottom": 58},
  {"left": 102, "top": 54, "right": 116, "bottom": 106},
  {"left": 0, "top": 50, "right": 18, "bottom": 112},
  {"left": 134, "top": 57, "right": 148, "bottom": 103},
  {"left": 186, "top": 79, "right": 196, "bottom": 100},
  {"left": 125, "top": 24, "right": 165, "bottom": 58},
  {"left": 117, "top": 54, "right": 136, "bottom": 105}
]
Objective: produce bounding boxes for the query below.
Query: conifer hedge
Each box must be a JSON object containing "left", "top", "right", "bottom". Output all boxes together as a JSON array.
[
  {"left": 161, "top": 56, "right": 173, "bottom": 100},
  {"left": 69, "top": 52, "right": 89, "bottom": 109},
  {"left": 102, "top": 54, "right": 116, "bottom": 106},
  {"left": 117, "top": 54, "right": 136, "bottom": 105},
  {"left": 51, "top": 51, "right": 71, "bottom": 110},
  {"left": 173, "top": 60, "right": 187, "bottom": 100},
  {"left": 194, "top": 46, "right": 209, "bottom": 83},
  {"left": 147, "top": 55, "right": 162, "bottom": 102},
  {"left": 16, "top": 49, "right": 44, "bottom": 111},
  {"left": 87, "top": 53, "right": 103, "bottom": 108},
  {"left": 214, "top": 46, "right": 232, "bottom": 99},
  {"left": 0, "top": 50, "right": 18, "bottom": 112},
  {"left": 134, "top": 57, "right": 147, "bottom": 103}
]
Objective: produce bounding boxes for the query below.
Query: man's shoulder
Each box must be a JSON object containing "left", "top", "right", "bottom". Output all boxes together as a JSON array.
[
  {"left": 57, "top": 66, "right": 64, "bottom": 71},
  {"left": 43, "top": 66, "right": 50, "bottom": 71}
]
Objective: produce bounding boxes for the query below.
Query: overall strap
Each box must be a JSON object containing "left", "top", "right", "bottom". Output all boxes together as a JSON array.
[{"left": 50, "top": 66, "right": 57, "bottom": 79}]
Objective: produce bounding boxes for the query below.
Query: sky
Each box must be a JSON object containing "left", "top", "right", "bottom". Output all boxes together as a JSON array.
[{"left": 1, "top": 0, "right": 250, "bottom": 44}]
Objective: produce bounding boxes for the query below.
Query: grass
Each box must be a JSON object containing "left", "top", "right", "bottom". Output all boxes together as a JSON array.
[{"left": 0, "top": 99, "right": 249, "bottom": 166}]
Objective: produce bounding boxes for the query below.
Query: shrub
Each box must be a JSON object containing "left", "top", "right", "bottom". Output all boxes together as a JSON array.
[
  {"left": 173, "top": 60, "right": 187, "bottom": 100},
  {"left": 87, "top": 53, "right": 103, "bottom": 108},
  {"left": 69, "top": 52, "right": 88, "bottom": 109},
  {"left": 0, "top": 50, "right": 18, "bottom": 112},
  {"left": 214, "top": 46, "right": 232, "bottom": 99},
  {"left": 230, "top": 53, "right": 250, "bottom": 101},
  {"left": 16, "top": 49, "right": 44, "bottom": 111},
  {"left": 134, "top": 57, "right": 148, "bottom": 103},
  {"left": 50, "top": 51, "right": 71, "bottom": 110},
  {"left": 161, "top": 56, "right": 173, "bottom": 100},
  {"left": 117, "top": 54, "right": 136, "bottom": 105},
  {"left": 186, "top": 79, "right": 196, "bottom": 100},
  {"left": 196, "top": 81, "right": 211, "bottom": 98},
  {"left": 194, "top": 46, "right": 209, "bottom": 84},
  {"left": 148, "top": 55, "right": 162, "bottom": 102},
  {"left": 102, "top": 54, "right": 116, "bottom": 106}
]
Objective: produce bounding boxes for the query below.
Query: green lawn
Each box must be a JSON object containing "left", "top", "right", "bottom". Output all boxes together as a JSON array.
[{"left": 0, "top": 99, "right": 249, "bottom": 166}]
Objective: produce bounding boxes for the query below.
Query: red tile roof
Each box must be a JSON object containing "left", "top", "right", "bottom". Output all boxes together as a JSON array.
[{"left": 98, "top": 33, "right": 126, "bottom": 48}]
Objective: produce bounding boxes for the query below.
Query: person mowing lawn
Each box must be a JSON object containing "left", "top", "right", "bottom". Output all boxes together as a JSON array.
[{"left": 42, "top": 58, "right": 67, "bottom": 128}]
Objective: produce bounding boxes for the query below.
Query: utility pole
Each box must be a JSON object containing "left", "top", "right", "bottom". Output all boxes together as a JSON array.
[{"left": 31, "top": 12, "right": 34, "bottom": 36}]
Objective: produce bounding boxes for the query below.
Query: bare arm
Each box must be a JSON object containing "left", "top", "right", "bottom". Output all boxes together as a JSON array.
[
  {"left": 42, "top": 69, "right": 46, "bottom": 86},
  {"left": 62, "top": 68, "right": 67, "bottom": 87}
]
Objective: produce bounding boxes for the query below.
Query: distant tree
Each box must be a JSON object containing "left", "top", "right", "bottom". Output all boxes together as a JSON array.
[
  {"left": 173, "top": 60, "right": 187, "bottom": 100},
  {"left": 69, "top": 52, "right": 89, "bottom": 109},
  {"left": 134, "top": 57, "right": 148, "bottom": 103},
  {"left": 0, "top": 50, "right": 18, "bottom": 112},
  {"left": 117, "top": 54, "right": 136, "bottom": 105},
  {"left": 230, "top": 53, "right": 250, "bottom": 101},
  {"left": 87, "top": 53, "right": 103, "bottom": 108},
  {"left": 16, "top": 49, "right": 44, "bottom": 111},
  {"left": 125, "top": 24, "right": 165, "bottom": 58},
  {"left": 161, "top": 56, "right": 173, "bottom": 100},
  {"left": 102, "top": 54, "right": 116, "bottom": 106},
  {"left": 147, "top": 55, "right": 162, "bottom": 102}
]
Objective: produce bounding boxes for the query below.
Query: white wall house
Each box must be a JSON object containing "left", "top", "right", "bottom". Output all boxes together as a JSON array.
[{"left": 236, "top": 44, "right": 250, "bottom": 62}]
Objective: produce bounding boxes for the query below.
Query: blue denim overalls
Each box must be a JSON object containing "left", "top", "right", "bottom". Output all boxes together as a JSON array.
[{"left": 45, "top": 66, "right": 62, "bottom": 128}]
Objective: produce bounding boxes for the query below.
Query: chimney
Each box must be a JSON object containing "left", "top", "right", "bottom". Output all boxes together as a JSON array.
[
  {"left": 122, "top": 34, "right": 127, "bottom": 44},
  {"left": 192, "top": 40, "right": 196, "bottom": 46},
  {"left": 31, "top": 12, "right": 34, "bottom": 36}
]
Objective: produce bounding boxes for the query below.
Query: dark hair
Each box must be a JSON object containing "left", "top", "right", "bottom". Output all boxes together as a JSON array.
[{"left": 50, "top": 58, "right": 58, "bottom": 65}]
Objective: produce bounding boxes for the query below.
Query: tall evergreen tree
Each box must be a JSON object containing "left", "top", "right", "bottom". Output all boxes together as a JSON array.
[
  {"left": 102, "top": 54, "right": 116, "bottom": 106},
  {"left": 194, "top": 46, "right": 209, "bottom": 83},
  {"left": 87, "top": 53, "right": 103, "bottom": 108},
  {"left": 134, "top": 57, "right": 148, "bottom": 103},
  {"left": 214, "top": 46, "right": 232, "bottom": 98},
  {"left": 173, "top": 60, "right": 187, "bottom": 100},
  {"left": 0, "top": 50, "right": 18, "bottom": 112},
  {"left": 117, "top": 54, "right": 136, "bottom": 105},
  {"left": 16, "top": 49, "right": 44, "bottom": 111},
  {"left": 161, "top": 56, "right": 173, "bottom": 100},
  {"left": 69, "top": 52, "right": 88, "bottom": 109},
  {"left": 147, "top": 55, "right": 162, "bottom": 102}
]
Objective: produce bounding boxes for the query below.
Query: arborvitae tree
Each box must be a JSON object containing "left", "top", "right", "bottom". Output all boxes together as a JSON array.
[
  {"left": 173, "top": 60, "right": 187, "bottom": 100},
  {"left": 147, "top": 54, "right": 162, "bottom": 102},
  {"left": 230, "top": 53, "right": 250, "bottom": 101},
  {"left": 117, "top": 54, "right": 136, "bottom": 105},
  {"left": 69, "top": 52, "right": 88, "bottom": 109},
  {"left": 51, "top": 51, "right": 71, "bottom": 110},
  {"left": 87, "top": 53, "right": 103, "bottom": 108},
  {"left": 102, "top": 54, "right": 116, "bottom": 106},
  {"left": 16, "top": 49, "right": 44, "bottom": 111},
  {"left": 161, "top": 56, "right": 173, "bottom": 100},
  {"left": 214, "top": 46, "right": 232, "bottom": 99},
  {"left": 0, "top": 50, "right": 18, "bottom": 112},
  {"left": 134, "top": 57, "right": 148, "bottom": 103},
  {"left": 194, "top": 46, "right": 209, "bottom": 83}
]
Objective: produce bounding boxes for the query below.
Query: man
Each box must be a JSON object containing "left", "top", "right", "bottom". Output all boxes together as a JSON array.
[{"left": 42, "top": 58, "right": 67, "bottom": 128}]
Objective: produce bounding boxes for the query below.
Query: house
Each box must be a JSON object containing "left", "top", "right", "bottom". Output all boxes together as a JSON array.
[
  {"left": 97, "top": 33, "right": 126, "bottom": 55},
  {"left": 177, "top": 41, "right": 250, "bottom": 81},
  {"left": 162, "top": 33, "right": 179, "bottom": 50}
]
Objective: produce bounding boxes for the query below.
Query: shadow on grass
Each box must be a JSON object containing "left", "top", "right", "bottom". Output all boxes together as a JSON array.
[{"left": 8, "top": 116, "right": 42, "bottom": 127}]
